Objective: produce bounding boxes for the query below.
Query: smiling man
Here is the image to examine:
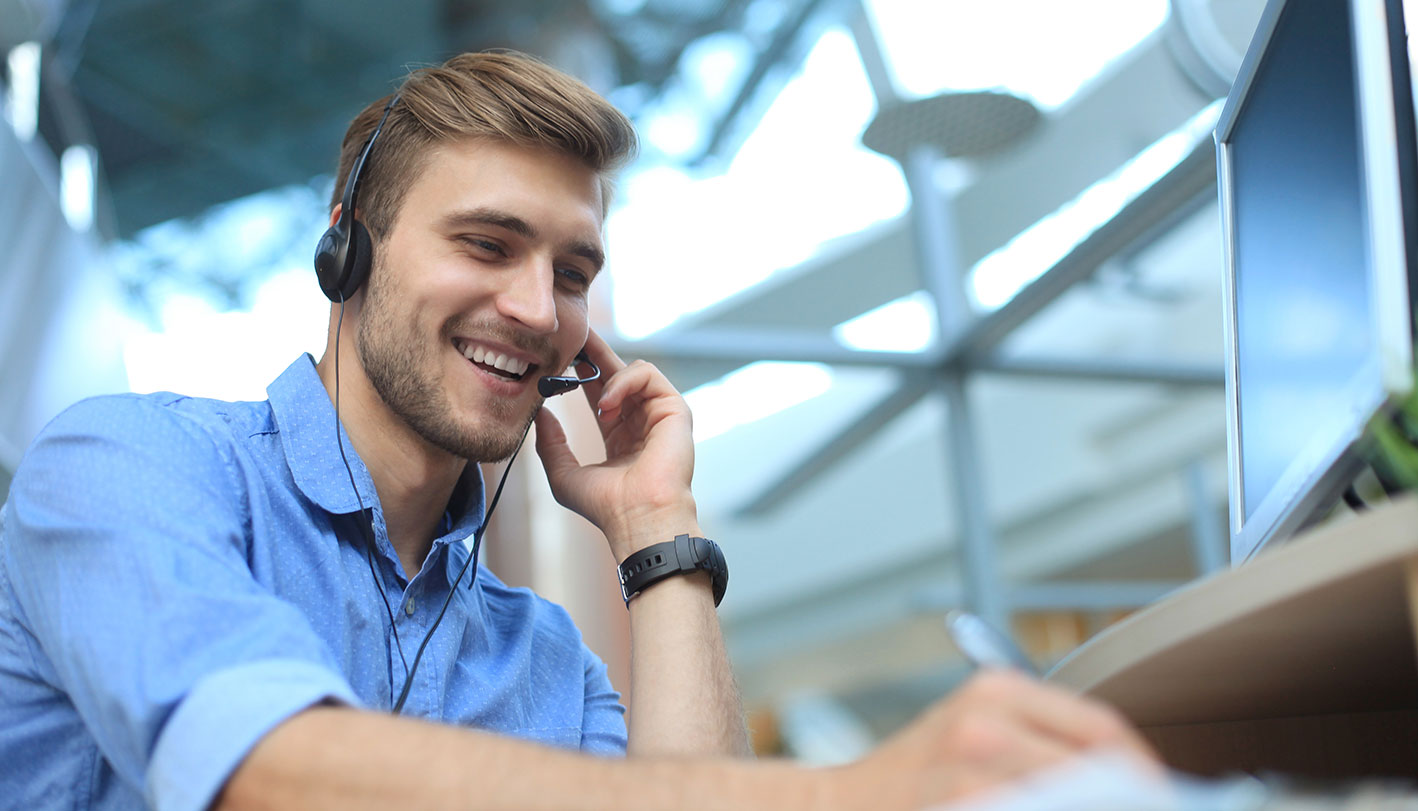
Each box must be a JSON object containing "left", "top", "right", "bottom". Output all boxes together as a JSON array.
[{"left": 0, "top": 51, "right": 1152, "bottom": 811}]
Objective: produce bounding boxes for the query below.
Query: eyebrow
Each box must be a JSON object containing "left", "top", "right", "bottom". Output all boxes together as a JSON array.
[{"left": 439, "top": 207, "right": 605, "bottom": 273}]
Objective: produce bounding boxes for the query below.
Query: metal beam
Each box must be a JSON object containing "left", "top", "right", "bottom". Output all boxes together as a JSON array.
[
  {"left": 915, "top": 580, "right": 1188, "bottom": 613},
  {"left": 1010, "top": 580, "right": 1186, "bottom": 611},
  {"left": 736, "top": 373, "right": 934, "bottom": 516},
  {"left": 944, "top": 139, "right": 1218, "bottom": 364},
  {"left": 972, "top": 355, "right": 1224, "bottom": 388},
  {"left": 614, "top": 328, "right": 942, "bottom": 369},
  {"left": 905, "top": 143, "right": 974, "bottom": 338},
  {"left": 75, "top": 68, "right": 291, "bottom": 190},
  {"left": 853, "top": 0, "right": 975, "bottom": 342},
  {"left": 848, "top": 0, "right": 897, "bottom": 104},
  {"left": 620, "top": 334, "right": 1226, "bottom": 388},
  {"left": 696, "top": 0, "right": 834, "bottom": 164},
  {"left": 1185, "top": 460, "right": 1228, "bottom": 574},
  {"left": 941, "top": 373, "right": 1008, "bottom": 630}
]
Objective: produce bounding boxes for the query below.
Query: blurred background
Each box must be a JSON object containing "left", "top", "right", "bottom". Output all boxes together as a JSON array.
[{"left": 1, "top": 0, "right": 1267, "bottom": 761}]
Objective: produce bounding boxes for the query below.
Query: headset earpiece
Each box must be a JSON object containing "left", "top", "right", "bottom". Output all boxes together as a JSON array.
[
  {"left": 345, "top": 219, "right": 373, "bottom": 299},
  {"left": 313, "top": 209, "right": 373, "bottom": 302},
  {"left": 314, "top": 221, "right": 351, "bottom": 301},
  {"left": 314, "top": 93, "right": 399, "bottom": 302}
]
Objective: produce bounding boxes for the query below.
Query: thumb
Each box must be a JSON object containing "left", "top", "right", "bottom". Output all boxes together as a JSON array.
[{"left": 534, "top": 408, "right": 582, "bottom": 486}]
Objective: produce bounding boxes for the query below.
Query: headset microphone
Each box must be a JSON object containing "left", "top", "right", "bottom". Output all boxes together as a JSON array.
[{"left": 538, "top": 351, "right": 601, "bottom": 397}]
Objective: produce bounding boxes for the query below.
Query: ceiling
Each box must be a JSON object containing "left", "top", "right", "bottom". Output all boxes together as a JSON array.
[{"left": 29, "top": 0, "right": 823, "bottom": 237}]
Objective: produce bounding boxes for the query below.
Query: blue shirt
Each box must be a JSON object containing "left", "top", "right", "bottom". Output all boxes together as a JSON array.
[{"left": 0, "top": 355, "right": 627, "bottom": 811}]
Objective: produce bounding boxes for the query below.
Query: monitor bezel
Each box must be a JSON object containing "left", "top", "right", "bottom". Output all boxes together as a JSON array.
[{"left": 1216, "top": 0, "right": 1416, "bottom": 564}]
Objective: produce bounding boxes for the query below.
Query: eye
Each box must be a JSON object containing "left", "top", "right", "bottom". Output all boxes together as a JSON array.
[
  {"left": 557, "top": 267, "right": 591, "bottom": 288},
  {"left": 458, "top": 236, "right": 505, "bottom": 257}
]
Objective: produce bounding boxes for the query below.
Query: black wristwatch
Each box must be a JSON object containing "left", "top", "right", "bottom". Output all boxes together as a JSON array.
[{"left": 617, "top": 534, "right": 727, "bottom": 607}]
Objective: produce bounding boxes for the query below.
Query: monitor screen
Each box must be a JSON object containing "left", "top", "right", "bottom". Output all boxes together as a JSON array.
[
  {"left": 1217, "top": 0, "right": 1417, "bottom": 562},
  {"left": 1228, "top": 0, "right": 1373, "bottom": 523}
]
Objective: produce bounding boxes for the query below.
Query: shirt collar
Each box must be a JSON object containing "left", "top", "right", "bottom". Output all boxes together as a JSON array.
[{"left": 267, "top": 354, "right": 486, "bottom": 539}]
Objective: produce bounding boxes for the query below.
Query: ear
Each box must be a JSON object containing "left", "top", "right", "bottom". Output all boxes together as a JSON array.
[{"left": 328, "top": 204, "right": 343, "bottom": 229}]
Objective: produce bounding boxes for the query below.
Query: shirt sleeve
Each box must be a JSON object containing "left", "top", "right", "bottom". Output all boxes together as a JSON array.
[
  {"left": 578, "top": 642, "right": 628, "bottom": 755},
  {"left": 2, "top": 396, "right": 363, "bottom": 811}
]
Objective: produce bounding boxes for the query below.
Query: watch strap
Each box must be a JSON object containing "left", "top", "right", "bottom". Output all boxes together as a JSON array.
[{"left": 618, "top": 534, "right": 727, "bottom": 607}]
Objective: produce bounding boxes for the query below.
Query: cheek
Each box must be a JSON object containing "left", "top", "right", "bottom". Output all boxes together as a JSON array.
[
  {"left": 402, "top": 260, "right": 473, "bottom": 328},
  {"left": 557, "top": 300, "right": 590, "bottom": 345}
]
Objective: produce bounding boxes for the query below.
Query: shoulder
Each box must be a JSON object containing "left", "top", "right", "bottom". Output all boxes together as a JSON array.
[
  {"left": 30, "top": 391, "right": 269, "bottom": 455},
  {"left": 14, "top": 392, "right": 273, "bottom": 500}
]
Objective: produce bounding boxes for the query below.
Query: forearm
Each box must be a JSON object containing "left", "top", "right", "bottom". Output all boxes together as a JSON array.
[
  {"left": 533, "top": 345, "right": 750, "bottom": 758},
  {"left": 218, "top": 707, "right": 819, "bottom": 811},
  {"left": 626, "top": 569, "right": 750, "bottom": 757},
  {"left": 609, "top": 510, "right": 749, "bottom": 758}
]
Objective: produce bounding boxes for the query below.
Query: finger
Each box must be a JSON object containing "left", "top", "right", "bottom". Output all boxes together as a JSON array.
[
  {"left": 533, "top": 408, "right": 582, "bottom": 485},
  {"left": 597, "top": 360, "right": 681, "bottom": 420},
  {"left": 965, "top": 671, "right": 1156, "bottom": 761},
  {"left": 954, "top": 713, "right": 1083, "bottom": 790},
  {"left": 576, "top": 327, "right": 625, "bottom": 410}
]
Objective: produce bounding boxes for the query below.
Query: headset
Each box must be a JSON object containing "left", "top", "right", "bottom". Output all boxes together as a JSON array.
[
  {"left": 313, "top": 95, "right": 396, "bottom": 303},
  {"left": 314, "top": 92, "right": 602, "bottom": 715}
]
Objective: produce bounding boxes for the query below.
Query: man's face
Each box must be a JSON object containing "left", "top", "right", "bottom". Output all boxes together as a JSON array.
[{"left": 355, "top": 138, "right": 603, "bottom": 462}]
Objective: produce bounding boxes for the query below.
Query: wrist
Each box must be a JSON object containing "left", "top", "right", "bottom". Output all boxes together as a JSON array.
[
  {"left": 623, "top": 569, "right": 714, "bottom": 611},
  {"left": 606, "top": 500, "right": 700, "bottom": 563},
  {"left": 618, "top": 534, "right": 727, "bottom": 607}
]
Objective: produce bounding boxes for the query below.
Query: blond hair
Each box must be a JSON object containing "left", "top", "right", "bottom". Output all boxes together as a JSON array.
[{"left": 330, "top": 50, "right": 638, "bottom": 237}]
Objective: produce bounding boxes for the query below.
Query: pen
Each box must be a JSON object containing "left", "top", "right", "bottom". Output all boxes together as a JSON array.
[{"left": 945, "top": 609, "right": 1040, "bottom": 676}]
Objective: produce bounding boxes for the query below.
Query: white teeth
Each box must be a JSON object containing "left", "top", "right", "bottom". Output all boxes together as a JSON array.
[
  {"left": 458, "top": 340, "right": 531, "bottom": 377},
  {"left": 489, "top": 353, "right": 521, "bottom": 375}
]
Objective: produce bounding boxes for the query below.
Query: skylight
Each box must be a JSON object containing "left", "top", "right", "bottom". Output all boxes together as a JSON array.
[
  {"left": 864, "top": 0, "right": 1170, "bottom": 109},
  {"left": 60, "top": 145, "right": 97, "bottom": 232},
  {"left": 968, "top": 99, "right": 1224, "bottom": 310},
  {"left": 118, "top": 183, "right": 332, "bottom": 399},
  {"left": 833, "top": 290, "right": 937, "bottom": 352},
  {"left": 5, "top": 42, "right": 41, "bottom": 142},
  {"left": 607, "top": 28, "right": 909, "bottom": 339},
  {"left": 684, "top": 362, "right": 835, "bottom": 443},
  {"left": 123, "top": 267, "right": 329, "bottom": 400}
]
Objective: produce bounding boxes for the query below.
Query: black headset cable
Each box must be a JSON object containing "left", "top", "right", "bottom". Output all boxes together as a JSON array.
[
  {"left": 332, "top": 289, "right": 531, "bottom": 714},
  {"left": 333, "top": 293, "right": 411, "bottom": 682},
  {"left": 391, "top": 422, "right": 528, "bottom": 715}
]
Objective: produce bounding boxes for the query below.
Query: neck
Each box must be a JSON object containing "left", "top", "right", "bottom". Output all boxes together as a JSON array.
[{"left": 315, "top": 348, "right": 466, "bottom": 580}]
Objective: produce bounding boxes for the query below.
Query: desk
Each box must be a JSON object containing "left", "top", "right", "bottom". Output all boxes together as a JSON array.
[{"left": 1047, "top": 497, "right": 1418, "bottom": 778}]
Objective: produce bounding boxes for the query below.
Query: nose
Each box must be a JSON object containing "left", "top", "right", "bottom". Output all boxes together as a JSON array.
[{"left": 495, "top": 257, "right": 558, "bottom": 335}]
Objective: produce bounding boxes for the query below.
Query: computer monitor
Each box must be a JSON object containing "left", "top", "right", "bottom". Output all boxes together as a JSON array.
[{"left": 1216, "top": 0, "right": 1418, "bottom": 563}]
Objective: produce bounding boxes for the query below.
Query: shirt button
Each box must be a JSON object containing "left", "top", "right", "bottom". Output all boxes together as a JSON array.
[{"left": 404, "top": 597, "right": 416, "bottom": 616}]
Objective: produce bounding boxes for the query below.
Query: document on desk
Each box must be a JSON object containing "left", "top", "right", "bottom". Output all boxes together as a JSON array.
[
  {"left": 917, "top": 752, "right": 1256, "bottom": 811},
  {"left": 918, "top": 751, "right": 1418, "bottom": 811}
]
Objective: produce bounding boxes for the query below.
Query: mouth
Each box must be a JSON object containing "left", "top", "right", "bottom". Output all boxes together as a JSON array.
[{"left": 452, "top": 338, "right": 540, "bottom": 383}]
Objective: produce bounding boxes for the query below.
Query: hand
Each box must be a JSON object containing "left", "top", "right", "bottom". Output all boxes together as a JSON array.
[
  {"left": 533, "top": 328, "right": 699, "bottom": 560},
  {"left": 834, "top": 670, "right": 1160, "bottom": 810}
]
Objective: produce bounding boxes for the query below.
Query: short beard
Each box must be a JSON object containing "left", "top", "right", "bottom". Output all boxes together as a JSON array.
[{"left": 355, "top": 265, "right": 538, "bottom": 463}]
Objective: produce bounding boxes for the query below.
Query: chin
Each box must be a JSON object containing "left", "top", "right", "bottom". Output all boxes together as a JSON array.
[{"left": 440, "top": 409, "right": 537, "bottom": 463}]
